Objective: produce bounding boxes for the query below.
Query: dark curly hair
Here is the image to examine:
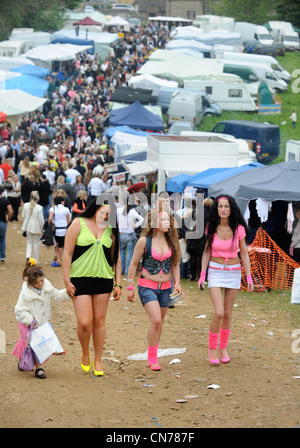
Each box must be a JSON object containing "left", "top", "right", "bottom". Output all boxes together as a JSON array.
[{"left": 206, "top": 194, "right": 249, "bottom": 251}]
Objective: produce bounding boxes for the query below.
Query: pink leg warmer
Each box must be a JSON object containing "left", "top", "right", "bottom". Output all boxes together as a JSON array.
[
  {"left": 147, "top": 343, "right": 159, "bottom": 366},
  {"left": 208, "top": 331, "right": 219, "bottom": 350},
  {"left": 219, "top": 328, "right": 231, "bottom": 349}
]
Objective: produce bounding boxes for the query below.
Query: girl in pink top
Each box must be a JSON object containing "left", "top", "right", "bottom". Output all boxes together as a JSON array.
[{"left": 198, "top": 195, "right": 254, "bottom": 365}]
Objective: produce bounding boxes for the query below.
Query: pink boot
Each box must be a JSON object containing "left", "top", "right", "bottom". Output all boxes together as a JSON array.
[
  {"left": 208, "top": 331, "right": 220, "bottom": 365},
  {"left": 219, "top": 328, "right": 231, "bottom": 363},
  {"left": 147, "top": 343, "right": 161, "bottom": 371}
]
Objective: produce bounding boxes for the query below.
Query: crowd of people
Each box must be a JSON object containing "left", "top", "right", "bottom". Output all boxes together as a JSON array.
[{"left": 0, "top": 23, "right": 298, "bottom": 379}]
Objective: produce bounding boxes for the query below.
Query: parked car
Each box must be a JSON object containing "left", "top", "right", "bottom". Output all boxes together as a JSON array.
[{"left": 210, "top": 120, "right": 280, "bottom": 163}]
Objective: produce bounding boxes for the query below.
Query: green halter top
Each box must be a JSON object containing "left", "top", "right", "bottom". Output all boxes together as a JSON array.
[{"left": 70, "top": 217, "right": 115, "bottom": 279}]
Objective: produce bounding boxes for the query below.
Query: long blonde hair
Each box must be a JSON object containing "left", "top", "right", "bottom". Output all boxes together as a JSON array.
[{"left": 141, "top": 206, "right": 181, "bottom": 265}]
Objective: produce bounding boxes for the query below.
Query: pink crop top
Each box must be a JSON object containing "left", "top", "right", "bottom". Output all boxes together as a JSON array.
[{"left": 208, "top": 224, "right": 246, "bottom": 262}]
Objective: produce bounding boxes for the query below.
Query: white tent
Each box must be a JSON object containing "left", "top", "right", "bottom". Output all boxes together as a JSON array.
[
  {"left": 105, "top": 15, "right": 130, "bottom": 31},
  {"left": 52, "top": 30, "right": 119, "bottom": 60},
  {"left": 128, "top": 74, "right": 178, "bottom": 96},
  {"left": 0, "top": 56, "right": 34, "bottom": 72},
  {"left": 0, "top": 89, "right": 47, "bottom": 128},
  {"left": 23, "top": 43, "right": 92, "bottom": 69}
]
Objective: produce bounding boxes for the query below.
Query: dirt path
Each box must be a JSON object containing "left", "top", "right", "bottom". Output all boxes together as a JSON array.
[{"left": 0, "top": 219, "right": 300, "bottom": 428}]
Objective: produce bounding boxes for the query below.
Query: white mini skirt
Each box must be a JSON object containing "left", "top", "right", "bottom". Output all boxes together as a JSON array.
[{"left": 207, "top": 261, "right": 242, "bottom": 289}]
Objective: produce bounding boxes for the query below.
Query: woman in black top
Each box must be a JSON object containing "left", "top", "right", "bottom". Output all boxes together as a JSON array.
[{"left": 0, "top": 185, "right": 13, "bottom": 262}]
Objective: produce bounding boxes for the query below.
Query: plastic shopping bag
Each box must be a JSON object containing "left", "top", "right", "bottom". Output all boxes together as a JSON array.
[
  {"left": 30, "top": 321, "right": 64, "bottom": 364},
  {"left": 291, "top": 268, "right": 300, "bottom": 305}
]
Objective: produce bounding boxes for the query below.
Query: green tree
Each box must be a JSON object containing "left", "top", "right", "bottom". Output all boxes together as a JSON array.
[
  {"left": 0, "top": 0, "right": 81, "bottom": 40},
  {"left": 208, "top": 0, "right": 280, "bottom": 25},
  {"left": 276, "top": 0, "right": 300, "bottom": 28}
]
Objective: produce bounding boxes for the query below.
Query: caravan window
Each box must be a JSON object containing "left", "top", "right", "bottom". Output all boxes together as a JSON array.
[
  {"left": 228, "top": 89, "right": 242, "bottom": 98},
  {"left": 205, "top": 86, "right": 213, "bottom": 95}
]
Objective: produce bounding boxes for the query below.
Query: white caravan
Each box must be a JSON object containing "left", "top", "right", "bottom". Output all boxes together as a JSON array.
[
  {"left": 0, "top": 40, "right": 34, "bottom": 57},
  {"left": 285, "top": 140, "right": 300, "bottom": 162},
  {"left": 184, "top": 74, "right": 257, "bottom": 111}
]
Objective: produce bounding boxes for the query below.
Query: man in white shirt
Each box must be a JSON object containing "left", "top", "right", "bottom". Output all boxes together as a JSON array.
[
  {"left": 88, "top": 174, "right": 107, "bottom": 200},
  {"left": 65, "top": 164, "right": 81, "bottom": 186}
]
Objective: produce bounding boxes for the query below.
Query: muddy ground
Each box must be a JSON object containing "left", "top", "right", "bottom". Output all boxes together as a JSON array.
[{"left": 0, "top": 217, "right": 300, "bottom": 429}]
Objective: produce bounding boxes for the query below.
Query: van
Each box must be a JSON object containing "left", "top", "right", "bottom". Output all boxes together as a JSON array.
[
  {"left": 285, "top": 140, "right": 300, "bottom": 162},
  {"left": 211, "top": 120, "right": 280, "bottom": 163},
  {"left": 158, "top": 87, "right": 221, "bottom": 116},
  {"left": 168, "top": 121, "right": 195, "bottom": 135},
  {"left": 167, "top": 92, "right": 203, "bottom": 128},
  {"left": 222, "top": 51, "right": 291, "bottom": 83},
  {"left": 222, "top": 65, "right": 260, "bottom": 97},
  {"left": 0, "top": 40, "right": 34, "bottom": 57},
  {"left": 267, "top": 22, "right": 300, "bottom": 51},
  {"left": 112, "top": 3, "right": 136, "bottom": 12},
  {"left": 184, "top": 75, "right": 257, "bottom": 111},
  {"left": 222, "top": 59, "right": 288, "bottom": 92},
  {"left": 234, "top": 22, "right": 274, "bottom": 46}
]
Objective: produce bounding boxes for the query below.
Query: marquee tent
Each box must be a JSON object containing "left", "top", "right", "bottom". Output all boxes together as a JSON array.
[
  {"left": 11, "top": 64, "right": 50, "bottom": 79},
  {"left": 73, "top": 16, "right": 102, "bottom": 26},
  {"left": 110, "top": 86, "right": 158, "bottom": 105},
  {"left": 128, "top": 74, "right": 179, "bottom": 96},
  {"left": 23, "top": 43, "right": 92, "bottom": 69},
  {"left": 5, "top": 74, "right": 49, "bottom": 97},
  {"left": 109, "top": 101, "right": 164, "bottom": 131},
  {"left": 0, "top": 89, "right": 46, "bottom": 128},
  {"left": 208, "top": 160, "right": 300, "bottom": 213},
  {"left": 52, "top": 30, "right": 118, "bottom": 60},
  {"left": 166, "top": 163, "right": 263, "bottom": 193}
]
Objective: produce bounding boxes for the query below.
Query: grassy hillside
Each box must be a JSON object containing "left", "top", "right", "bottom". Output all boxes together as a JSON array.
[{"left": 197, "top": 52, "right": 300, "bottom": 163}]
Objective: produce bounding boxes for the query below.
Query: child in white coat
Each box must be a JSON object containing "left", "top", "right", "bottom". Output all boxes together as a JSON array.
[{"left": 13, "top": 258, "right": 70, "bottom": 378}]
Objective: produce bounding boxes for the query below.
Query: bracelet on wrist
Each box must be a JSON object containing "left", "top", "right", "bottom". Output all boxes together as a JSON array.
[{"left": 114, "top": 284, "right": 122, "bottom": 289}]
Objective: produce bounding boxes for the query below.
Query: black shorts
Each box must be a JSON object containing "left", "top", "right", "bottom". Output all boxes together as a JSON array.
[
  {"left": 55, "top": 235, "right": 65, "bottom": 248},
  {"left": 70, "top": 277, "right": 114, "bottom": 296}
]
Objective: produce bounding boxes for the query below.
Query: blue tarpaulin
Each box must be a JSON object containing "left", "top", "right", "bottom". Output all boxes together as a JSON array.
[
  {"left": 11, "top": 64, "right": 50, "bottom": 79},
  {"left": 188, "top": 162, "right": 263, "bottom": 189},
  {"left": 51, "top": 37, "right": 94, "bottom": 53},
  {"left": 109, "top": 101, "right": 164, "bottom": 131},
  {"left": 166, "top": 163, "right": 263, "bottom": 193},
  {"left": 5, "top": 74, "right": 49, "bottom": 97},
  {"left": 166, "top": 168, "right": 228, "bottom": 193}
]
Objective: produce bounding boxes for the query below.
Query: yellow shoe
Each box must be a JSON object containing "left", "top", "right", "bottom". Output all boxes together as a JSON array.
[
  {"left": 81, "top": 353, "right": 90, "bottom": 372},
  {"left": 93, "top": 361, "right": 104, "bottom": 377}
]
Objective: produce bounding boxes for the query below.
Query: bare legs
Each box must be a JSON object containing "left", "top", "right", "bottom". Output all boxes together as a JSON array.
[
  {"left": 208, "top": 287, "right": 238, "bottom": 362},
  {"left": 144, "top": 301, "right": 168, "bottom": 369},
  {"left": 72, "top": 293, "right": 110, "bottom": 372}
]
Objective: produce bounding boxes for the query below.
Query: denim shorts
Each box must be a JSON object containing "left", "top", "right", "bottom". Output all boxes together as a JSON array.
[{"left": 138, "top": 285, "right": 172, "bottom": 308}]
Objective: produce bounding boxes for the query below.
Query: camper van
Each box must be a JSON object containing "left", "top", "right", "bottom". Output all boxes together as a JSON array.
[
  {"left": 167, "top": 92, "right": 203, "bottom": 128},
  {"left": 221, "top": 59, "right": 287, "bottom": 92},
  {"left": 234, "top": 22, "right": 274, "bottom": 46},
  {"left": 158, "top": 87, "right": 221, "bottom": 116},
  {"left": 184, "top": 75, "right": 257, "bottom": 111},
  {"left": 285, "top": 140, "right": 300, "bottom": 162},
  {"left": 267, "top": 21, "right": 300, "bottom": 51},
  {"left": 222, "top": 65, "right": 261, "bottom": 97},
  {"left": 221, "top": 52, "right": 291, "bottom": 83},
  {"left": 0, "top": 40, "right": 34, "bottom": 57},
  {"left": 211, "top": 120, "right": 280, "bottom": 163}
]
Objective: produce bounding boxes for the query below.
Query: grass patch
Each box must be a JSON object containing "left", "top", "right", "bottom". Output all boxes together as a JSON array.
[{"left": 197, "top": 51, "right": 300, "bottom": 162}]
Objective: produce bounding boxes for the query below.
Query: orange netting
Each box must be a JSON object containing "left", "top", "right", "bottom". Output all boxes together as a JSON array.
[{"left": 241, "top": 227, "right": 300, "bottom": 292}]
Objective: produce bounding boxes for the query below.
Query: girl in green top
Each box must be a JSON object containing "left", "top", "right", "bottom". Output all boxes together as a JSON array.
[{"left": 63, "top": 196, "right": 122, "bottom": 377}]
